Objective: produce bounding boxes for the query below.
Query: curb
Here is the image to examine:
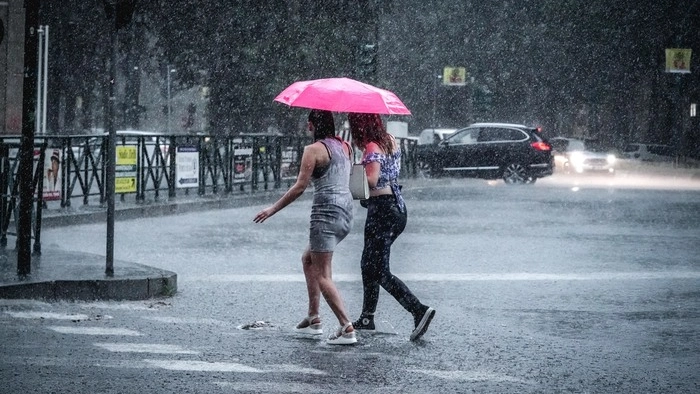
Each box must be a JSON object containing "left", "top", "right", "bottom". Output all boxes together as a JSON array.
[
  {"left": 0, "top": 249, "right": 177, "bottom": 302},
  {"left": 0, "top": 271, "right": 177, "bottom": 301}
]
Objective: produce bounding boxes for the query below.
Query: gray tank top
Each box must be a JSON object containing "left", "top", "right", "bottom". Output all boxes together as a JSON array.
[{"left": 312, "top": 138, "right": 353, "bottom": 210}]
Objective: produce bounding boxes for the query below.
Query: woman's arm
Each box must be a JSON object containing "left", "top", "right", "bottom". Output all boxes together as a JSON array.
[
  {"left": 363, "top": 142, "right": 381, "bottom": 188},
  {"left": 253, "top": 143, "right": 319, "bottom": 223}
]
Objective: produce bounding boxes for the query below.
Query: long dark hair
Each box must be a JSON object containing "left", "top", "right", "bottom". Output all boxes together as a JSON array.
[
  {"left": 348, "top": 112, "right": 393, "bottom": 154},
  {"left": 308, "top": 109, "right": 336, "bottom": 141}
]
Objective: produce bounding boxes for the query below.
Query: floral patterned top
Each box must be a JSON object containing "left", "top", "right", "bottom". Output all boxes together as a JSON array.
[{"left": 362, "top": 149, "right": 405, "bottom": 212}]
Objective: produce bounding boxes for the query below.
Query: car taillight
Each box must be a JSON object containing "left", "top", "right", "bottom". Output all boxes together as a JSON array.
[{"left": 531, "top": 141, "right": 551, "bottom": 151}]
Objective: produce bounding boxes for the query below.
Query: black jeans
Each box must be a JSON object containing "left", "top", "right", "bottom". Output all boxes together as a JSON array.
[{"left": 360, "top": 195, "right": 424, "bottom": 316}]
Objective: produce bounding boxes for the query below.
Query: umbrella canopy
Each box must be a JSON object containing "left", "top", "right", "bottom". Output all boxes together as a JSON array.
[{"left": 274, "top": 77, "right": 411, "bottom": 115}]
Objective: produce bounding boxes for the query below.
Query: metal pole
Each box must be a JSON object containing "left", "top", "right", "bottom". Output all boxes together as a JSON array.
[
  {"left": 35, "top": 26, "right": 42, "bottom": 135},
  {"left": 167, "top": 64, "right": 171, "bottom": 133},
  {"left": 18, "top": 0, "right": 41, "bottom": 276},
  {"left": 105, "top": 12, "right": 117, "bottom": 277},
  {"left": 42, "top": 25, "right": 49, "bottom": 135}
]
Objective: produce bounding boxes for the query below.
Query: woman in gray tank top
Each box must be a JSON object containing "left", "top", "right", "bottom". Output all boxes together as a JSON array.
[{"left": 253, "top": 109, "right": 357, "bottom": 345}]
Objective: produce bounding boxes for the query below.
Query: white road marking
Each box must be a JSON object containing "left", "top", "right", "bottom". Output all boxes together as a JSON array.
[
  {"left": 78, "top": 302, "right": 166, "bottom": 311},
  {"left": 212, "top": 381, "right": 317, "bottom": 392},
  {"left": 0, "top": 299, "right": 50, "bottom": 307},
  {"left": 264, "top": 364, "right": 326, "bottom": 375},
  {"left": 142, "top": 316, "right": 229, "bottom": 325},
  {"left": 187, "top": 271, "right": 700, "bottom": 283},
  {"left": 408, "top": 272, "right": 700, "bottom": 281},
  {"left": 47, "top": 326, "right": 142, "bottom": 336},
  {"left": 6, "top": 354, "right": 326, "bottom": 376},
  {"left": 94, "top": 342, "right": 199, "bottom": 354},
  {"left": 410, "top": 369, "right": 534, "bottom": 384},
  {"left": 144, "top": 359, "right": 262, "bottom": 373},
  {"left": 143, "top": 359, "right": 327, "bottom": 375},
  {"left": 4, "top": 311, "right": 90, "bottom": 320}
]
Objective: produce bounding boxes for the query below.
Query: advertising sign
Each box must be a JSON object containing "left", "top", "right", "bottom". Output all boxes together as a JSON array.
[
  {"left": 443, "top": 66, "right": 467, "bottom": 86},
  {"left": 233, "top": 146, "right": 253, "bottom": 181},
  {"left": 665, "top": 48, "right": 692, "bottom": 73},
  {"left": 176, "top": 145, "right": 199, "bottom": 188},
  {"left": 115, "top": 145, "right": 137, "bottom": 193},
  {"left": 40, "top": 148, "right": 61, "bottom": 201}
]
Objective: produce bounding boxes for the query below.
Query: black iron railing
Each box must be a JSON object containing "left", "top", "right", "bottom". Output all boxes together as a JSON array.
[{"left": 0, "top": 133, "right": 419, "bottom": 250}]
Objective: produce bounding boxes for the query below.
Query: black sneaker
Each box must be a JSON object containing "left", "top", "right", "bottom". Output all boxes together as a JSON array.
[
  {"left": 410, "top": 307, "right": 435, "bottom": 341},
  {"left": 352, "top": 316, "right": 375, "bottom": 331}
]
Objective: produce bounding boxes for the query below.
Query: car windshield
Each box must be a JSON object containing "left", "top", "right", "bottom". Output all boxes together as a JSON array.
[
  {"left": 567, "top": 140, "right": 585, "bottom": 151},
  {"left": 584, "top": 141, "right": 609, "bottom": 153}
]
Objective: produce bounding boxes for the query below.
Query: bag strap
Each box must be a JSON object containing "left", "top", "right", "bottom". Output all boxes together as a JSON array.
[{"left": 346, "top": 140, "right": 359, "bottom": 164}]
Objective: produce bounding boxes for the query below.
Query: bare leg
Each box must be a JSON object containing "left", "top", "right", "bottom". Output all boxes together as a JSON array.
[
  {"left": 301, "top": 247, "right": 320, "bottom": 319},
  {"left": 308, "top": 251, "right": 353, "bottom": 332}
]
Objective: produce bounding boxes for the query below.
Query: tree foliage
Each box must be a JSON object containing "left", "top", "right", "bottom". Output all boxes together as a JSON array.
[{"left": 38, "top": 0, "right": 697, "bottom": 148}]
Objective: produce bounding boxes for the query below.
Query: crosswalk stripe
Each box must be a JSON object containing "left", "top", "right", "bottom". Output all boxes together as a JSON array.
[
  {"left": 212, "top": 381, "right": 317, "bottom": 392},
  {"left": 47, "top": 326, "right": 142, "bottom": 336},
  {"left": 94, "top": 343, "right": 199, "bottom": 354},
  {"left": 144, "top": 359, "right": 262, "bottom": 373},
  {"left": 142, "top": 316, "right": 229, "bottom": 325},
  {"left": 264, "top": 364, "right": 326, "bottom": 375},
  {"left": 142, "top": 359, "right": 327, "bottom": 375},
  {"left": 4, "top": 311, "right": 90, "bottom": 320}
]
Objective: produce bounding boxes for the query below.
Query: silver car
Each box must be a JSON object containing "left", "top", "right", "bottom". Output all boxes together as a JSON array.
[{"left": 550, "top": 137, "right": 617, "bottom": 174}]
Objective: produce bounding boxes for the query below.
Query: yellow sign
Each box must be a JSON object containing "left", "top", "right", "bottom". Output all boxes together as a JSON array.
[
  {"left": 115, "top": 146, "right": 137, "bottom": 193},
  {"left": 115, "top": 177, "right": 136, "bottom": 193},
  {"left": 443, "top": 67, "right": 467, "bottom": 86},
  {"left": 116, "top": 146, "right": 137, "bottom": 165},
  {"left": 665, "top": 48, "right": 691, "bottom": 73}
]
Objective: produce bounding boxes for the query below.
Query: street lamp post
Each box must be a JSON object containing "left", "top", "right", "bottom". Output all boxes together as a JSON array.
[
  {"left": 166, "top": 65, "right": 175, "bottom": 133},
  {"left": 432, "top": 73, "right": 442, "bottom": 126}
]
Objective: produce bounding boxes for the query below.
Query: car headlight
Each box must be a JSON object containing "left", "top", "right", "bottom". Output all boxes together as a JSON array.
[
  {"left": 607, "top": 154, "right": 616, "bottom": 164},
  {"left": 569, "top": 152, "right": 585, "bottom": 166}
]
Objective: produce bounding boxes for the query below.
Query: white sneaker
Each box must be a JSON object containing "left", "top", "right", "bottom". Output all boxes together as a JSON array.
[
  {"left": 327, "top": 322, "right": 357, "bottom": 345},
  {"left": 294, "top": 315, "right": 323, "bottom": 335}
]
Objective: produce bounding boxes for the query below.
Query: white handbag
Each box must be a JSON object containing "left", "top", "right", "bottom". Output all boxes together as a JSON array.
[{"left": 349, "top": 163, "right": 369, "bottom": 200}]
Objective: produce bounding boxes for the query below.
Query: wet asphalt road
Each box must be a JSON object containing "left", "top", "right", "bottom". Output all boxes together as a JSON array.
[{"left": 2, "top": 171, "right": 700, "bottom": 393}]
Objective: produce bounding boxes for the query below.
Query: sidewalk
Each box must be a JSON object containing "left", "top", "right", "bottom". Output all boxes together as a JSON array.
[
  {"left": 0, "top": 189, "right": 289, "bottom": 302},
  {"left": 0, "top": 249, "right": 176, "bottom": 301}
]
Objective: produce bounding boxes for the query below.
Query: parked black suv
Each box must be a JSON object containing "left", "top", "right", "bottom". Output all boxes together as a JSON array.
[{"left": 415, "top": 122, "right": 554, "bottom": 184}]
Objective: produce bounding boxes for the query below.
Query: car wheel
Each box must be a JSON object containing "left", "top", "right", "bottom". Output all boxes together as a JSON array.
[{"left": 502, "top": 163, "right": 531, "bottom": 185}]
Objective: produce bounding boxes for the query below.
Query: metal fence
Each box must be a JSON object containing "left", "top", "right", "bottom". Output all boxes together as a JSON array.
[{"left": 0, "top": 133, "right": 419, "bottom": 248}]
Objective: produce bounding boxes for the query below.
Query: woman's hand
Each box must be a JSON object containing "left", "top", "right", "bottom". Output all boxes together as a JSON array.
[
  {"left": 253, "top": 207, "right": 276, "bottom": 223},
  {"left": 253, "top": 142, "right": 322, "bottom": 224}
]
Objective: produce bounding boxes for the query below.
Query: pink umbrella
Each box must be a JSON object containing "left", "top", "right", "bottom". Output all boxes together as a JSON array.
[{"left": 274, "top": 77, "right": 411, "bottom": 115}]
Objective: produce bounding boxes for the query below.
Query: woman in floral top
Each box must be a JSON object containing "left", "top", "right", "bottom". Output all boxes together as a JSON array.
[{"left": 348, "top": 112, "right": 435, "bottom": 341}]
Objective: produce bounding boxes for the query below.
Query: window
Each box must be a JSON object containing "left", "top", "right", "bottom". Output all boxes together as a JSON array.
[
  {"left": 449, "top": 128, "right": 479, "bottom": 144},
  {"left": 478, "top": 128, "right": 527, "bottom": 142}
]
